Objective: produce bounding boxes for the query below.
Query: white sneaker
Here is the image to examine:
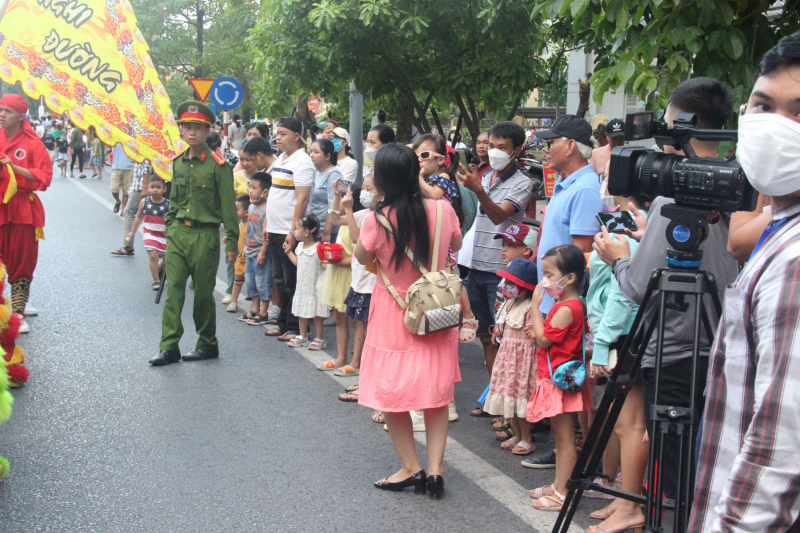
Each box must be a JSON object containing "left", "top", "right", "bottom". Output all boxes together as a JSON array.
[
  {"left": 222, "top": 294, "right": 232, "bottom": 305},
  {"left": 449, "top": 402, "right": 458, "bottom": 422},
  {"left": 226, "top": 301, "right": 238, "bottom": 313},
  {"left": 411, "top": 410, "right": 426, "bottom": 432},
  {"left": 24, "top": 303, "right": 38, "bottom": 316},
  {"left": 18, "top": 318, "right": 30, "bottom": 334}
]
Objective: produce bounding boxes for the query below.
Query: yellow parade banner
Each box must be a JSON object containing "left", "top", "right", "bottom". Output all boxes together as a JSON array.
[{"left": 0, "top": 0, "right": 185, "bottom": 180}]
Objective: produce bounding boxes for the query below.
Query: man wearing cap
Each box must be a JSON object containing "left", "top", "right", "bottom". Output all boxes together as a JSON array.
[
  {"left": 150, "top": 100, "right": 238, "bottom": 366},
  {"left": 264, "top": 116, "right": 314, "bottom": 340},
  {"left": 590, "top": 118, "right": 626, "bottom": 177},
  {"left": 0, "top": 94, "right": 53, "bottom": 334},
  {"left": 535, "top": 114, "right": 604, "bottom": 316},
  {"left": 322, "top": 126, "right": 358, "bottom": 183}
]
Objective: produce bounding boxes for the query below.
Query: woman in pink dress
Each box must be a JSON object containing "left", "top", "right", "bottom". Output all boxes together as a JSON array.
[{"left": 355, "top": 143, "right": 462, "bottom": 500}]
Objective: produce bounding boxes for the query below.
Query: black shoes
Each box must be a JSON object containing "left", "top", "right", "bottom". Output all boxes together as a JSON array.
[
  {"left": 149, "top": 349, "right": 181, "bottom": 366},
  {"left": 426, "top": 475, "right": 444, "bottom": 500},
  {"left": 373, "top": 469, "right": 427, "bottom": 494},
  {"left": 181, "top": 348, "right": 219, "bottom": 361},
  {"left": 113, "top": 202, "right": 120, "bottom": 213}
]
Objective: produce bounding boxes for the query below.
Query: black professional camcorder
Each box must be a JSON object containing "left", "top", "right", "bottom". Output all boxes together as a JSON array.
[{"left": 608, "top": 111, "right": 757, "bottom": 213}]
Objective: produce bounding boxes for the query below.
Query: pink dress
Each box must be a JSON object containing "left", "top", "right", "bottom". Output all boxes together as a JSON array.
[
  {"left": 358, "top": 199, "right": 462, "bottom": 412},
  {"left": 526, "top": 299, "right": 593, "bottom": 422},
  {"left": 484, "top": 301, "right": 538, "bottom": 418}
]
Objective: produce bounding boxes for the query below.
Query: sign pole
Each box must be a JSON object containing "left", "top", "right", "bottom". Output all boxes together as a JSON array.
[{"left": 349, "top": 81, "right": 363, "bottom": 184}]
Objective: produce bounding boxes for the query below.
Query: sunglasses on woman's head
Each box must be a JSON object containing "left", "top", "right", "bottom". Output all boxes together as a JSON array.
[{"left": 417, "top": 151, "right": 443, "bottom": 161}]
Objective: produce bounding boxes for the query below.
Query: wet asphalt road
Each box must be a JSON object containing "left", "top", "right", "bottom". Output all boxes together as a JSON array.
[{"left": 0, "top": 165, "right": 604, "bottom": 532}]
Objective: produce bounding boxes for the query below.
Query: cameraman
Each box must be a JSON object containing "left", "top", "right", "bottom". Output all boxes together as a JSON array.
[
  {"left": 691, "top": 31, "right": 800, "bottom": 532},
  {"left": 592, "top": 77, "right": 740, "bottom": 502}
]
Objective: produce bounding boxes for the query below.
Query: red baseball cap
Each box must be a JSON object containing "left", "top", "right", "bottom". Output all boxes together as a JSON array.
[{"left": 493, "top": 223, "right": 535, "bottom": 247}]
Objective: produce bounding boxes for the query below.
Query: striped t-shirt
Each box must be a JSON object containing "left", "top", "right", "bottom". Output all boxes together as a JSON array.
[
  {"left": 471, "top": 167, "right": 533, "bottom": 273},
  {"left": 142, "top": 197, "right": 169, "bottom": 253},
  {"left": 266, "top": 148, "right": 315, "bottom": 235}
]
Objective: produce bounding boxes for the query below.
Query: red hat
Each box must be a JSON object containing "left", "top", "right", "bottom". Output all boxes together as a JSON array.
[
  {"left": 0, "top": 94, "right": 28, "bottom": 115},
  {"left": 493, "top": 223, "right": 535, "bottom": 247}
]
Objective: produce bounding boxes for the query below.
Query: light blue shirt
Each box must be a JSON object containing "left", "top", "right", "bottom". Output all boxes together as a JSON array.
[
  {"left": 537, "top": 164, "right": 604, "bottom": 314},
  {"left": 307, "top": 166, "right": 343, "bottom": 233},
  {"left": 112, "top": 144, "right": 134, "bottom": 170}
]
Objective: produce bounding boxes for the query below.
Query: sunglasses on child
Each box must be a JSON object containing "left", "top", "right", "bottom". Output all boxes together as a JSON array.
[{"left": 417, "top": 151, "right": 444, "bottom": 161}]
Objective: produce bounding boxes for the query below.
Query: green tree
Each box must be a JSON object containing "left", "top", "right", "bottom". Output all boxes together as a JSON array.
[
  {"left": 132, "top": 0, "right": 260, "bottom": 119},
  {"left": 530, "top": 0, "right": 799, "bottom": 111},
  {"left": 249, "top": 0, "right": 559, "bottom": 144}
]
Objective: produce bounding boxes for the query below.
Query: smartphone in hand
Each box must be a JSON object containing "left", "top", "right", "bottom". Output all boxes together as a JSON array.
[{"left": 596, "top": 211, "right": 638, "bottom": 234}]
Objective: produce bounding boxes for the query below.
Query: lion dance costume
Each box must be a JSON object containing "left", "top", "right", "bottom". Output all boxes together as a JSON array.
[
  {"left": 0, "top": 262, "right": 17, "bottom": 479},
  {"left": 0, "top": 94, "right": 52, "bottom": 318}
]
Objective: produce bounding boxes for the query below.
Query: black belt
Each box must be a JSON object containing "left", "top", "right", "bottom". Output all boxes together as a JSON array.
[{"left": 181, "top": 220, "right": 219, "bottom": 229}]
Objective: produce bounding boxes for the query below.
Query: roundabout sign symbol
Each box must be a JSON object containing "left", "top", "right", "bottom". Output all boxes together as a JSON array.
[{"left": 209, "top": 77, "right": 243, "bottom": 111}]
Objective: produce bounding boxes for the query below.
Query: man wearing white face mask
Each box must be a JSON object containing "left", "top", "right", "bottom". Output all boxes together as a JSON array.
[
  {"left": 458, "top": 121, "right": 533, "bottom": 374},
  {"left": 690, "top": 30, "right": 800, "bottom": 533}
]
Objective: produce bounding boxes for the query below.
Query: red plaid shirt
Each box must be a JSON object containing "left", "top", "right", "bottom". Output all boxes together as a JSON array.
[{"left": 690, "top": 202, "right": 800, "bottom": 532}]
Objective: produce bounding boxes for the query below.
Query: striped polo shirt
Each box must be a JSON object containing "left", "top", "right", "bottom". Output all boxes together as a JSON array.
[
  {"left": 471, "top": 167, "right": 533, "bottom": 273},
  {"left": 266, "top": 148, "right": 315, "bottom": 234}
]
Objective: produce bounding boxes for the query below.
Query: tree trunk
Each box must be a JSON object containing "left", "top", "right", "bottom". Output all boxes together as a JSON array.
[
  {"left": 194, "top": 5, "right": 204, "bottom": 78},
  {"left": 576, "top": 74, "right": 591, "bottom": 119},
  {"left": 295, "top": 94, "right": 314, "bottom": 134},
  {"left": 395, "top": 93, "right": 414, "bottom": 144},
  {"left": 430, "top": 107, "right": 446, "bottom": 138}
]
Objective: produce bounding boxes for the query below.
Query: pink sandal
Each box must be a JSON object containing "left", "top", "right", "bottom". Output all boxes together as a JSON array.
[
  {"left": 512, "top": 440, "right": 536, "bottom": 455},
  {"left": 500, "top": 436, "right": 520, "bottom": 450},
  {"left": 532, "top": 487, "right": 565, "bottom": 511},
  {"left": 308, "top": 338, "right": 328, "bottom": 350},
  {"left": 459, "top": 318, "right": 478, "bottom": 344}
]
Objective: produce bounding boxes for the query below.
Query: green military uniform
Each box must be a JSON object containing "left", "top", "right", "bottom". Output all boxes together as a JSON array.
[{"left": 159, "top": 101, "right": 238, "bottom": 354}]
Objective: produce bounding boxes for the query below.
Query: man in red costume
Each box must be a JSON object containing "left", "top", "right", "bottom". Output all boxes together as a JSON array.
[{"left": 0, "top": 94, "right": 52, "bottom": 334}]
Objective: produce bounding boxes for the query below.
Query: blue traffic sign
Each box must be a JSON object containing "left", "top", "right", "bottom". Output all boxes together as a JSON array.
[
  {"left": 209, "top": 77, "right": 243, "bottom": 111},
  {"left": 207, "top": 104, "right": 218, "bottom": 117}
]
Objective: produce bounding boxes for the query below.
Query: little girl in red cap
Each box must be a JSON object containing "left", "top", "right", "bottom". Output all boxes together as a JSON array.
[{"left": 483, "top": 257, "right": 539, "bottom": 456}]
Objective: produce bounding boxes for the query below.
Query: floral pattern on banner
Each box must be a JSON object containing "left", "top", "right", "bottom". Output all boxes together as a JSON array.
[{"left": 0, "top": 0, "right": 183, "bottom": 180}]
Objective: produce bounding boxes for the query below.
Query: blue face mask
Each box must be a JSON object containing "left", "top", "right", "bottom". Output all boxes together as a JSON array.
[{"left": 331, "top": 139, "right": 343, "bottom": 152}]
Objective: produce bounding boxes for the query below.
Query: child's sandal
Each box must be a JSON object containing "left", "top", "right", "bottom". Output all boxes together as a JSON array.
[
  {"left": 287, "top": 336, "right": 309, "bottom": 348},
  {"left": 308, "top": 338, "right": 328, "bottom": 351},
  {"left": 459, "top": 318, "right": 478, "bottom": 344},
  {"left": 532, "top": 488, "right": 565, "bottom": 511}
]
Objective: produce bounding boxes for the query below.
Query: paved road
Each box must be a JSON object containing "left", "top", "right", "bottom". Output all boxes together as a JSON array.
[{"left": 0, "top": 165, "right": 606, "bottom": 532}]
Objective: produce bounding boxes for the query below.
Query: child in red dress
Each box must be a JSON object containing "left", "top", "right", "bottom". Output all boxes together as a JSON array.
[
  {"left": 127, "top": 177, "right": 169, "bottom": 290},
  {"left": 525, "top": 244, "right": 593, "bottom": 512}
]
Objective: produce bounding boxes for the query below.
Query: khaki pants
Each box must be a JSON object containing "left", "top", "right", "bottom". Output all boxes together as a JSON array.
[{"left": 110, "top": 169, "right": 133, "bottom": 194}]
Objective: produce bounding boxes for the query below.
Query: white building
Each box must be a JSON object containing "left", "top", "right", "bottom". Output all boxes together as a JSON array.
[{"left": 566, "top": 49, "right": 644, "bottom": 124}]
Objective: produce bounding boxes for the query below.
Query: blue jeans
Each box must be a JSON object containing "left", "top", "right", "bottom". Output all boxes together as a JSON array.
[
  {"left": 465, "top": 269, "right": 500, "bottom": 337},
  {"left": 245, "top": 254, "right": 272, "bottom": 301}
]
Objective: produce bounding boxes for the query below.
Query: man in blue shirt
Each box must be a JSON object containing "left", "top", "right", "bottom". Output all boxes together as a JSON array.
[
  {"left": 110, "top": 143, "right": 135, "bottom": 215},
  {"left": 535, "top": 115, "right": 604, "bottom": 314}
]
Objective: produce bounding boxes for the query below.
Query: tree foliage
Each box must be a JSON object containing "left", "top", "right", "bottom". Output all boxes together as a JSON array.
[
  {"left": 249, "top": 0, "right": 562, "bottom": 142},
  {"left": 530, "top": 0, "right": 800, "bottom": 111},
  {"left": 133, "top": 0, "right": 260, "bottom": 118}
]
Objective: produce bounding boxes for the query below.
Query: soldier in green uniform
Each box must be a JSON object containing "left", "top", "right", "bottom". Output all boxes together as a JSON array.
[{"left": 150, "top": 101, "right": 238, "bottom": 366}]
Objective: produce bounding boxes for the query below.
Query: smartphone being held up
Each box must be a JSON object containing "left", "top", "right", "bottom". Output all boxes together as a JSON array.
[{"left": 595, "top": 211, "right": 638, "bottom": 234}]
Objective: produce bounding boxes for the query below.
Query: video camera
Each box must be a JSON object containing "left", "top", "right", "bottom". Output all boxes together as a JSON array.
[{"left": 608, "top": 111, "right": 757, "bottom": 213}]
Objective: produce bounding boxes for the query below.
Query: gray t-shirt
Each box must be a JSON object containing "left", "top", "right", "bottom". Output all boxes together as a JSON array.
[
  {"left": 471, "top": 167, "right": 533, "bottom": 273},
  {"left": 245, "top": 201, "right": 267, "bottom": 258},
  {"left": 613, "top": 196, "right": 740, "bottom": 368}
]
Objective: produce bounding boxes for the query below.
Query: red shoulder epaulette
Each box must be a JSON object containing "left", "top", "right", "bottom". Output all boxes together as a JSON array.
[{"left": 211, "top": 152, "right": 226, "bottom": 165}]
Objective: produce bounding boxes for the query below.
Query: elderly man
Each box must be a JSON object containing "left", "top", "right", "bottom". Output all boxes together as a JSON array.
[
  {"left": 0, "top": 94, "right": 53, "bottom": 334},
  {"left": 535, "top": 115, "right": 604, "bottom": 315}
]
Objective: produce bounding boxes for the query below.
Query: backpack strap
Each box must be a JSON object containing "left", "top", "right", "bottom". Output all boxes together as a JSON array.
[
  {"left": 430, "top": 200, "right": 442, "bottom": 273},
  {"left": 377, "top": 263, "right": 407, "bottom": 310}
]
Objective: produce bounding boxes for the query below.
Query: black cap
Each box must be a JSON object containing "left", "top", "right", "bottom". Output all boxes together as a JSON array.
[
  {"left": 607, "top": 118, "right": 625, "bottom": 138},
  {"left": 278, "top": 116, "right": 304, "bottom": 136},
  {"left": 535, "top": 115, "right": 593, "bottom": 146}
]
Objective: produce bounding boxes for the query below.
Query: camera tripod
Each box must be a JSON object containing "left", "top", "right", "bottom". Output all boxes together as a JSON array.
[{"left": 552, "top": 207, "right": 723, "bottom": 533}]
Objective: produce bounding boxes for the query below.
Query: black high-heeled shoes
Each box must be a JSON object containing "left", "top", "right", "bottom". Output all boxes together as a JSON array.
[
  {"left": 426, "top": 475, "right": 444, "bottom": 500},
  {"left": 373, "top": 469, "right": 427, "bottom": 494}
]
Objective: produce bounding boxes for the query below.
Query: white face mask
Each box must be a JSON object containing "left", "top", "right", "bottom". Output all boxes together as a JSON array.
[
  {"left": 737, "top": 113, "right": 800, "bottom": 197},
  {"left": 360, "top": 190, "right": 376, "bottom": 208},
  {"left": 364, "top": 145, "right": 378, "bottom": 164},
  {"left": 488, "top": 148, "right": 514, "bottom": 171}
]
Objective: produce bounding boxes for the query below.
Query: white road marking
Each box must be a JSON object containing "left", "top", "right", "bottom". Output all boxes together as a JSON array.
[{"left": 70, "top": 175, "right": 585, "bottom": 533}]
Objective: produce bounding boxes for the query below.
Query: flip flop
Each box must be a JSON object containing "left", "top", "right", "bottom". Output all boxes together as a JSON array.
[
  {"left": 338, "top": 391, "right": 359, "bottom": 402},
  {"left": 110, "top": 248, "right": 134, "bottom": 256},
  {"left": 278, "top": 331, "right": 298, "bottom": 342},
  {"left": 345, "top": 385, "right": 359, "bottom": 392},
  {"left": 334, "top": 365, "right": 359, "bottom": 377}
]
